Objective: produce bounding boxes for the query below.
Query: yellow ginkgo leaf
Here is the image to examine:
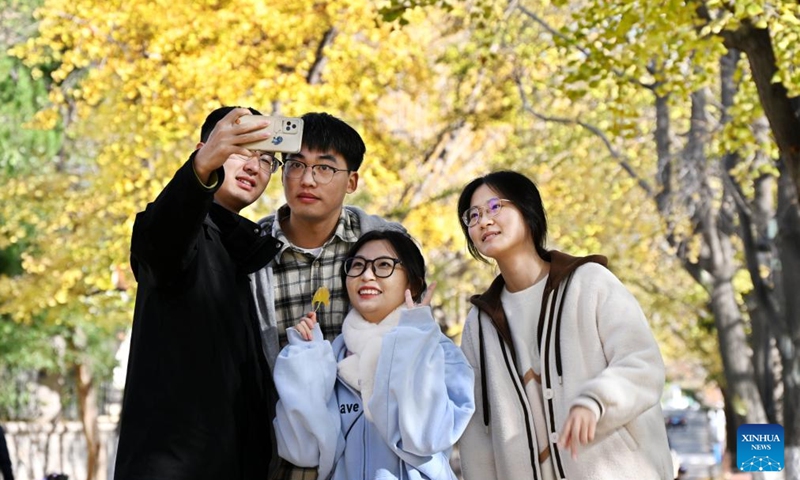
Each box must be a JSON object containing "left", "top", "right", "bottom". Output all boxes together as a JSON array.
[{"left": 312, "top": 286, "right": 331, "bottom": 312}]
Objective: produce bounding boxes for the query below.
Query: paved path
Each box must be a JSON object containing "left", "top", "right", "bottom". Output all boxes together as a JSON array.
[{"left": 666, "top": 408, "right": 723, "bottom": 479}]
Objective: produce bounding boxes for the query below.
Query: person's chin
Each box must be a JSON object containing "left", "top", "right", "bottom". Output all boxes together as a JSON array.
[
  {"left": 478, "top": 243, "right": 503, "bottom": 259},
  {"left": 235, "top": 193, "right": 259, "bottom": 209},
  {"left": 288, "top": 200, "right": 327, "bottom": 216},
  {"left": 358, "top": 309, "right": 385, "bottom": 324}
]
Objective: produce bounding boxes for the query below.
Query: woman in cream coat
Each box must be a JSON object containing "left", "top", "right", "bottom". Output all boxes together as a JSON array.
[{"left": 455, "top": 171, "right": 674, "bottom": 480}]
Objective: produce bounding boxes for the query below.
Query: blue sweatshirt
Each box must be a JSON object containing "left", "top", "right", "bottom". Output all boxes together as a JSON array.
[{"left": 273, "top": 306, "right": 475, "bottom": 480}]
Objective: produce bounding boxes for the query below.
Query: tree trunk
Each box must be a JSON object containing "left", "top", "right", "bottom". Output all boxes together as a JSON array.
[
  {"left": 677, "top": 89, "right": 769, "bottom": 479},
  {"left": 75, "top": 362, "right": 100, "bottom": 480},
  {"left": 777, "top": 167, "right": 800, "bottom": 480},
  {"left": 723, "top": 23, "right": 800, "bottom": 205},
  {"left": 718, "top": 46, "right": 800, "bottom": 479},
  {"left": 703, "top": 232, "right": 769, "bottom": 480},
  {"left": 708, "top": 274, "right": 768, "bottom": 425},
  {"left": 719, "top": 49, "right": 782, "bottom": 423},
  {"left": 651, "top": 84, "right": 769, "bottom": 432},
  {"left": 693, "top": 87, "right": 768, "bottom": 424}
]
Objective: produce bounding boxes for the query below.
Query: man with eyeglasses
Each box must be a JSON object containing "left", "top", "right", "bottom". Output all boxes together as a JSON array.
[
  {"left": 115, "top": 106, "right": 283, "bottom": 480},
  {"left": 251, "top": 112, "right": 404, "bottom": 480}
]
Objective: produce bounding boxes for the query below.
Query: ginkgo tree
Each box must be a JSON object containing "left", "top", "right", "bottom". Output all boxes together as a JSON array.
[
  {"left": 382, "top": 0, "right": 800, "bottom": 477},
  {"left": 536, "top": 1, "right": 800, "bottom": 476},
  {"left": 3, "top": 1, "right": 745, "bottom": 479},
  {"left": 382, "top": 0, "right": 800, "bottom": 200},
  {"left": 1, "top": 0, "right": 528, "bottom": 477},
  {"left": 3, "top": 1, "right": 442, "bottom": 478},
  {"left": 0, "top": 0, "right": 68, "bottom": 418}
]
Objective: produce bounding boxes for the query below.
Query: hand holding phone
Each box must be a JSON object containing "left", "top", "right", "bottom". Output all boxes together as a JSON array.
[{"left": 239, "top": 115, "right": 304, "bottom": 153}]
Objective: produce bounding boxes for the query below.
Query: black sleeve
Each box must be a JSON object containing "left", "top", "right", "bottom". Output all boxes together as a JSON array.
[{"left": 130, "top": 152, "right": 224, "bottom": 284}]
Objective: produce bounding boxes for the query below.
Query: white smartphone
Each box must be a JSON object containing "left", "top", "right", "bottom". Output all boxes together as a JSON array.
[{"left": 238, "top": 115, "right": 304, "bottom": 153}]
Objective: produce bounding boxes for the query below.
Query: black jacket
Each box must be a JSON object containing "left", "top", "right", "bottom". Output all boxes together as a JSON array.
[{"left": 114, "top": 157, "right": 282, "bottom": 480}]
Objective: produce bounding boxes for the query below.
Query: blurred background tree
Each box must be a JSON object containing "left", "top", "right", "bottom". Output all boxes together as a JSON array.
[
  {"left": 380, "top": 0, "right": 800, "bottom": 477},
  {"left": 0, "top": 0, "right": 66, "bottom": 418}
]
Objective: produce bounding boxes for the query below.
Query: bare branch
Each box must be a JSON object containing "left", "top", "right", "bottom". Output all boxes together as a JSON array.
[
  {"left": 513, "top": 75, "right": 655, "bottom": 197},
  {"left": 515, "top": 4, "right": 589, "bottom": 56},
  {"left": 306, "top": 28, "right": 337, "bottom": 85}
]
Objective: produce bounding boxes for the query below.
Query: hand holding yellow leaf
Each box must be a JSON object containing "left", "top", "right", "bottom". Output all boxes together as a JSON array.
[{"left": 312, "top": 286, "right": 331, "bottom": 312}]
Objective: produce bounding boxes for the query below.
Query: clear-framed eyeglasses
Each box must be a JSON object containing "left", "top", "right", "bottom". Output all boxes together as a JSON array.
[
  {"left": 343, "top": 256, "right": 403, "bottom": 278},
  {"left": 282, "top": 159, "right": 350, "bottom": 184},
  {"left": 230, "top": 152, "right": 282, "bottom": 174},
  {"left": 461, "top": 198, "right": 512, "bottom": 227}
]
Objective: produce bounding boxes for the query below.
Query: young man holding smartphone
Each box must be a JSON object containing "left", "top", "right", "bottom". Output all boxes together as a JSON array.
[
  {"left": 250, "top": 112, "right": 403, "bottom": 480},
  {"left": 115, "top": 107, "right": 283, "bottom": 480}
]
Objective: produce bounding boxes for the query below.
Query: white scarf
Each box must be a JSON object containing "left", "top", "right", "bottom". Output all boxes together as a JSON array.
[{"left": 337, "top": 306, "right": 404, "bottom": 421}]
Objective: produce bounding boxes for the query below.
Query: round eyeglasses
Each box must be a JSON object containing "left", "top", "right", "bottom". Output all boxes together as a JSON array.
[
  {"left": 230, "top": 152, "right": 282, "bottom": 174},
  {"left": 283, "top": 159, "right": 350, "bottom": 184},
  {"left": 461, "top": 198, "right": 512, "bottom": 227},
  {"left": 343, "top": 256, "right": 403, "bottom": 278}
]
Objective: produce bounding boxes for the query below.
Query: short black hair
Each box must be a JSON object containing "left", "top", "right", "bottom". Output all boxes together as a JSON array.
[
  {"left": 200, "top": 106, "right": 262, "bottom": 143},
  {"left": 457, "top": 171, "right": 549, "bottom": 263},
  {"left": 301, "top": 112, "right": 366, "bottom": 171},
  {"left": 340, "top": 230, "right": 427, "bottom": 303}
]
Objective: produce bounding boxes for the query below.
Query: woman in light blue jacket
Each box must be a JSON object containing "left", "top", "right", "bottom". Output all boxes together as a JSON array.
[{"left": 273, "top": 230, "right": 475, "bottom": 480}]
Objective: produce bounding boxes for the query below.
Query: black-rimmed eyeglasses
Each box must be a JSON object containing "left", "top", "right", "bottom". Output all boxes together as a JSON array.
[
  {"left": 231, "top": 153, "right": 282, "bottom": 174},
  {"left": 283, "top": 159, "right": 350, "bottom": 184},
  {"left": 461, "top": 198, "right": 512, "bottom": 227},
  {"left": 343, "top": 256, "right": 403, "bottom": 278}
]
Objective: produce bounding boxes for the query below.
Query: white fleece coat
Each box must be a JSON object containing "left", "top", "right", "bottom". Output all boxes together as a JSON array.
[{"left": 458, "top": 258, "right": 673, "bottom": 480}]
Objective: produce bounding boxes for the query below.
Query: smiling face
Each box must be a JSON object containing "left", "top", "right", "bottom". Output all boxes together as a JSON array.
[
  {"left": 213, "top": 153, "right": 272, "bottom": 213},
  {"left": 345, "top": 239, "right": 410, "bottom": 324},
  {"left": 467, "top": 184, "right": 531, "bottom": 263}
]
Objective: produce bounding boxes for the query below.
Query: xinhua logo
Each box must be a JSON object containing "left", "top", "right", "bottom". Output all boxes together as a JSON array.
[{"left": 737, "top": 424, "right": 784, "bottom": 472}]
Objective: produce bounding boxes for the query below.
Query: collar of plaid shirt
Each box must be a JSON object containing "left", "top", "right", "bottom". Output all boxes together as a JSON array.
[{"left": 269, "top": 204, "right": 361, "bottom": 263}]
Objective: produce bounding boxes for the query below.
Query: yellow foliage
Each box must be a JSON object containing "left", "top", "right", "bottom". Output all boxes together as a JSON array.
[
  {"left": 2, "top": 0, "right": 760, "bottom": 389},
  {"left": 2, "top": 0, "right": 487, "bottom": 330}
]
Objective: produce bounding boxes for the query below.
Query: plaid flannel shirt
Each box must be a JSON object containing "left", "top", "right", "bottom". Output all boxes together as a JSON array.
[{"left": 269, "top": 205, "right": 360, "bottom": 348}]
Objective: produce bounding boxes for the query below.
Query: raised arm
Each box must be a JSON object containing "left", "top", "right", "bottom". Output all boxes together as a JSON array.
[
  {"left": 369, "top": 306, "right": 475, "bottom": 461},
  {"left": 130, "top": 108, "right": 271, "bottom": 282},
  {"left": 130, "top": 156, "right": 217, "bottom": 283}
]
